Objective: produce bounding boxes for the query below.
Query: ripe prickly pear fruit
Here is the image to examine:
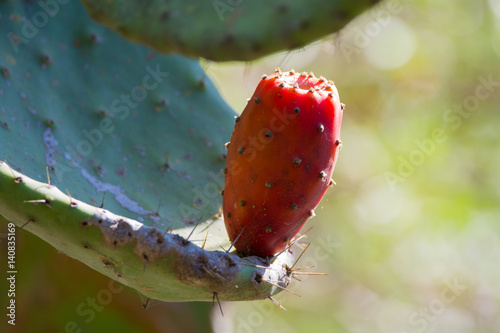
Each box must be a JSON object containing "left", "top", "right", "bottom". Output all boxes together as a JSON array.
[{"left": 223, "top": 69, "right": 343, "bottom": 256}]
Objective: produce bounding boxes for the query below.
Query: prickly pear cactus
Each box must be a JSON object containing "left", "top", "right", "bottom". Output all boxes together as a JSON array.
[
  {"left": 80, "top": 0, "right": 381, "bottom": 61},
  {"left": 0, "top": 0, "right": 292, "bottom": 302}
]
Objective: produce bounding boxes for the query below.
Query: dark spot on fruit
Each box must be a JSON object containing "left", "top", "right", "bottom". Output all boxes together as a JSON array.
[
  {"left": 318, "top": 124, "right": 325, "bottom": 132},
  {"left": 279, "top": 82, "right": 285, "bottom": 88},
  {"left": 308, "top": 88, "right": 314, "bottom": 93},
  {"left": 319, "top": 171, "right": 327, "bottom": 179},
  {"left": 283, "top": 237, "right": 289, "bottom": 243},
  {"left": 239, "top": 200, "right": 246, "bottom": 207},
  {"left": 238, "top": 147, "right": 245, "bottom": 154},
  {"left": 341, "top": 103, "right": 345, "bottom": 110},
  {"left": 262, "top": 74, "right": 268, "bottom": 80},
  {"left": 222, "top": 168, "right": 227, "bottom": 175},
  {"left": 329, "top": 179, "right": 336, "bottom": 186},
  {"left": 293, "top": 158, "right": 302, "bottom": 166},
  {"left": 265, "top": 181, "right": 273, "bottom": 188},
  {"left": 235, "top": 116, "right": 240, "bottom": 123},
  {"left": 291, "top": 204, "right": 298, "bottom": 210},
  {"left": 308, "top": 210, "right": 315, "bottom": 217},
  {"left": 265, "top": 226, "right": 272, "bottom": 233},
  {"left": 289, "top": 70, "right": 295, "bottom": 75},
  {"left": 294, "top": 107, "right": 300, "bottom": 114},
  {"left": 265, "top": 130, "right": 272, "bottom": 138},
  {"left": 254, "top": 97, "right": 261, "bottom": 104},
  {"left": 335, "top": 139, "right": 342, "bottom": 148},
  {"left": 226, "top": 212, "right": 231, "bottom": 218}
]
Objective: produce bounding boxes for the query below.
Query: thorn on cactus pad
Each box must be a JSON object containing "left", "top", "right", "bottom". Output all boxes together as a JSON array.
[
  {"left": 24, "top": 198, "right": 51, "bottom": 206},
  {"left": 212, "top": 292, "right": 224, "bottom": 316},
  {"left": 19, "top": 218, "right": 34, "bottom": 230},
  {"left": 66, "top": 189, "right": 77, "bottom": 208},
  {"left": 268, "top": 296, "right": 287, "bottom": 311}
]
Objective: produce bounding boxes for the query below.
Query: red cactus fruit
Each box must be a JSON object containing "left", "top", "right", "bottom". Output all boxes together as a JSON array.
[{"left": 223, "top": 69, "right": 343, "bottom": 256}]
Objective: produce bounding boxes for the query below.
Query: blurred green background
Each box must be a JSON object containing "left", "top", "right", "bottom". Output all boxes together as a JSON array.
[{"left": 2, "top": 0, "right": 500, "bottom": 332}]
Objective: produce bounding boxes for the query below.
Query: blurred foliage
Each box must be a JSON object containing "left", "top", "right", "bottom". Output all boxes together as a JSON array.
[
  {"left": 2, "top": 0, "right": 499, "bottom": 332},
  {"left": 206, "top": 0, "right": 500, "bottom": 332}
]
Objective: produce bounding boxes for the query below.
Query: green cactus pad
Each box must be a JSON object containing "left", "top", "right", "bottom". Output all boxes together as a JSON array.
[
  {"left": 0, "top": 0, "right": 293, "bottom": 302},
  {"left": 79, "top": 0, "right": 381, "bottom": 61}
]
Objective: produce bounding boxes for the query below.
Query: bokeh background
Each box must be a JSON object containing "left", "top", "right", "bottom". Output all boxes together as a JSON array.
[
  {"left": 2, "top": 0, "right": 500, "bottom": 332},
  {"left": 207, "top": 0, "right": 500, "bottom": 332}
]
